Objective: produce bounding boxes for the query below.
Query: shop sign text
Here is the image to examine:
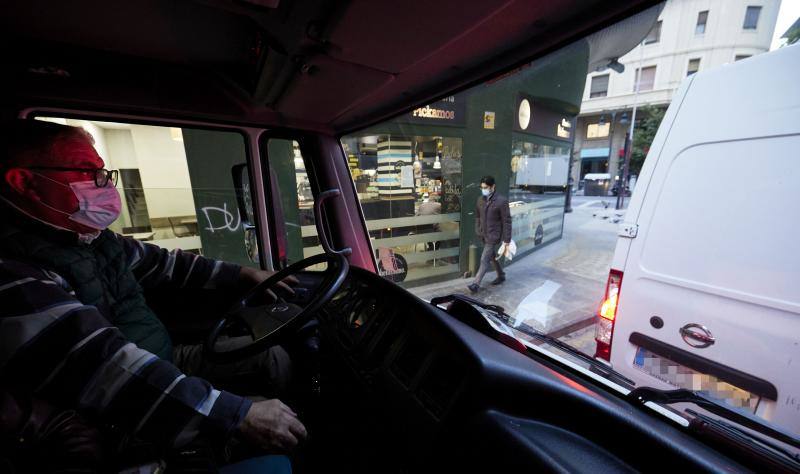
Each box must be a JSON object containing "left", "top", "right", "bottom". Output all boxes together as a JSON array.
[{"left": 412, "top": 105, "right": 456, "bottom": 120}]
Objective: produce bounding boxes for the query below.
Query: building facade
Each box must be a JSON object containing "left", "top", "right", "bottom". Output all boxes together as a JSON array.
[{"left": 573, "top": 0, "right": 781, "bottom": 190}]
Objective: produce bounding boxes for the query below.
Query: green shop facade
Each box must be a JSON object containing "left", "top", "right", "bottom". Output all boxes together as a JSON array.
[{"left": 275, "top": 42, "right": 588, "bottom": 287}]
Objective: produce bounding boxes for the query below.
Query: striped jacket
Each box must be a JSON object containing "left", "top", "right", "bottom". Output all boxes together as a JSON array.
[{"left": 0, "top": 236, "right": 251, "bottom": 448}]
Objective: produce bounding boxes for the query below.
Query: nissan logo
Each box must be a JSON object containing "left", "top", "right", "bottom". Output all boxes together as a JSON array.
[
  {"left": 679, "top": 323, "right": 715, "bottom": 349},
  {"left": 270, "top": 305, "right": 290, "bottom": 313}
]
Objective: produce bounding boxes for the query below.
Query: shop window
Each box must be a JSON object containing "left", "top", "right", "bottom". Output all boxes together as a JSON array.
[
  {"left": 589, "top": 74, "right": 609, "bottom": 98},
  {"left": 735, "top": 54, "right": 751, "bottom": 61},
  {"left": 340, "top": 134, "right": 463, "bottom": 285},
  {"left": 509, "top": 141, "right": 569, "bottom": 253},
  {"left": 743, "top": 6, "right": 761, "bottom": 30},
  {"left": 696, "top": 11, "right": 708, "bottom": 35},
  {"left": 643, "top": 20, "right": 661, "bottom": 44},
  {"left": 634, "top": 66, "right": 656, "bottom": 92},
  {"left": 687, "top": 58, "right": 701, "bottom": 76},
  {"left": 36, "top": 117, "right": 258, "bottom": 267},
  {"left": 586, "top": 122, "right": 610, "bottom": 139}
]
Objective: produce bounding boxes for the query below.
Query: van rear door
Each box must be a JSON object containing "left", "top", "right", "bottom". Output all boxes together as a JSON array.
[{"left": 610, "top": 46, "right": 800, "bottom": 434}]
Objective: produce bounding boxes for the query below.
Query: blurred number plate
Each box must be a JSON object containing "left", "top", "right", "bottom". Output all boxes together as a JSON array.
[{"left": 633, "top": 347, "right": 759, "bottom": 413}]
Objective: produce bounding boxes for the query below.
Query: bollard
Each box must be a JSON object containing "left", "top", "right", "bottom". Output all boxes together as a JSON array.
[{"left": 467, "top": 243, "right": 479, "bottom": 278}]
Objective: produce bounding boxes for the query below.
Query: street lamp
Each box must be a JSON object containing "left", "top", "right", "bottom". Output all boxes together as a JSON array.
[
  {"left": 611, "top": 111, "right": 630, "bottom": 208},
  {"left": 565, "top": 115, "right": 579, "bottom": 213},
  {"left": 605, "top": 112, "right": 616, "bottom": 194},
  {"left": 615, "top": 128, "right": 632, "bottom": 210}
]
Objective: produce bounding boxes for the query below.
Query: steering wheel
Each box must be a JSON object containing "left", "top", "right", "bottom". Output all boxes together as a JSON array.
[{"left": 205, "top": 253, "right": 349, "bottom": 362}]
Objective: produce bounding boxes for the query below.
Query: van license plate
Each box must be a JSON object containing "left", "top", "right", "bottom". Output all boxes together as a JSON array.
[{"left": 633, "top": 347, "right": 759, "bottom": 413}]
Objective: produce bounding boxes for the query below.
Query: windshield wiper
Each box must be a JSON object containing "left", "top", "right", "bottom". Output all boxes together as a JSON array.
[
  {"left": 436, "top": 294, "right": 635, "bottom": 387},
  {"left": 628, "top": 387, "right": 800, "bottom": 452},
  {"left": 515, "top": 320, "right": 635, "bottom": 386},
  {"left": 687, "top": 409, "right": 800, "bottom": 470}
]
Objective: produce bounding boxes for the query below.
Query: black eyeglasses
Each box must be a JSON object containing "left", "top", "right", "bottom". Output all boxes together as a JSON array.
[{"left": 25, "top": 167, "right": 119, "bottom": 188}]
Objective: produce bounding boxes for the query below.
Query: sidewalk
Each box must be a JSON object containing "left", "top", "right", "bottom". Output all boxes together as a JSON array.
[{"left": 409, "top": 196, "right": 624, "bottom": 355}]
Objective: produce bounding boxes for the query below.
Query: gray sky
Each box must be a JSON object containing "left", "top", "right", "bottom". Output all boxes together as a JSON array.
[{"left": 771, "top": 0, "right": 800, "bottom": 49}]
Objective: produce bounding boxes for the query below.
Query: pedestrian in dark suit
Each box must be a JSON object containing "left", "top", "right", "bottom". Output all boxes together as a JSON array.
[{"left": 468, "top": 175, "right": 511, "bottom": 293}]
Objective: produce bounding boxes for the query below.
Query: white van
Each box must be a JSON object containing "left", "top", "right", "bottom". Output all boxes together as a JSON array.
[{"left": 594, "top": 44, "right": 800, "bottom": 435}]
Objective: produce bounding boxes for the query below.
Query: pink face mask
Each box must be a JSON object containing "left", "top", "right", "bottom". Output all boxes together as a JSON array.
[
  {"left": 66, "top": 180, "right": 122, "bottom": 230},
  {"left": 35, "top": 174, "right": 122, "bottom": 230}
]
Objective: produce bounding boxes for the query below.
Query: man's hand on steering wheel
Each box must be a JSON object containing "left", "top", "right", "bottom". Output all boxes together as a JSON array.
[{"left": 238, "top": 266, "right": 298, "bottom": 302}]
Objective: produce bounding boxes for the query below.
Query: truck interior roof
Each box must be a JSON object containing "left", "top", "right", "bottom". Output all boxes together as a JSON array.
[{"left": 2, "top": 0, "right": 659, "bottom": 133}]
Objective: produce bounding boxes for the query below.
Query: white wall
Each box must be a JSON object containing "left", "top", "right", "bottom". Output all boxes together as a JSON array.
[
  {"left": 102, "top": 129, "right": 139, "bottom": 230},
  {"left": 127, "top": 126, "right": 196, "bottom": 219},
  {"left": 104, "top": 129, "right": 139, "bottom": 169},
  {"left": 581, "top": 0, "right": 780, "bottom": 114}
]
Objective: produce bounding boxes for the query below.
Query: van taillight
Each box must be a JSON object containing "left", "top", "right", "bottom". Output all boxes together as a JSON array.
[{"left": 595, "top": 269, "right": 623, "bottom": 361}]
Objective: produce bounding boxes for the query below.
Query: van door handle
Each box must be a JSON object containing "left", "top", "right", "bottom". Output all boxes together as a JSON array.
[{"left": 679, "top": 324, "right": 715, "bottom": 348}]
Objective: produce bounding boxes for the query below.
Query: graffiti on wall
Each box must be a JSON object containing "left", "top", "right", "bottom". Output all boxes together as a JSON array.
[{"left": 200, "top": 203, "right": 241, "bottom": 233}]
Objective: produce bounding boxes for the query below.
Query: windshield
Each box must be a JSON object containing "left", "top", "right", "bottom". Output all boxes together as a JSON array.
[{"left": 339, "top": 0, "right": 800, "bottom": 456}]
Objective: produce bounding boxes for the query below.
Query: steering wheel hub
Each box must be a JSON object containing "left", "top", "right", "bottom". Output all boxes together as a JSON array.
[{"left": 205, "top": 253, "right": 349, "bottom": 362}]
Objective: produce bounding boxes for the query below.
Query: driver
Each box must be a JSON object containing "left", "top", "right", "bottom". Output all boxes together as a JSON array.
[{"left": 0, "top": 120, "right": 306, "bottom": 471}]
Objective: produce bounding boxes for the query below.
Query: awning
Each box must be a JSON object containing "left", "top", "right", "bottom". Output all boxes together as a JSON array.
[
  {"left": 580, "top": 147, "right": 609, "bottom": 159},
  {"left": 584, "top": 173, "right": 611, "bottom": 180}
]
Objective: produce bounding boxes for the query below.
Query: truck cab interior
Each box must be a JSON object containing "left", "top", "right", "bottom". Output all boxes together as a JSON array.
[{"left": 1, "top": 0, "right": 796, "bottom": 472}]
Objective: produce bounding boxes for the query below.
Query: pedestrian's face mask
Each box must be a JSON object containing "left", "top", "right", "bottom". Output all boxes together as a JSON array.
[{"left": 481, "top": 185, "right": 494, "bottom": 197}]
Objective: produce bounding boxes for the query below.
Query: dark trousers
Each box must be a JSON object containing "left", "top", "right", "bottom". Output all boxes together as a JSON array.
[{"left": 473, "top": 242, "right": 504, "bottom": 286}]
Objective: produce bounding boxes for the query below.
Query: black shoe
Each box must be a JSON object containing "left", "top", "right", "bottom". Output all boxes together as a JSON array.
[
  {"left": 467, "top": 283, "right": 480, "bottom": 294},
  {"left": 490, "top": 275, "right": 506, "bottom": 285}
]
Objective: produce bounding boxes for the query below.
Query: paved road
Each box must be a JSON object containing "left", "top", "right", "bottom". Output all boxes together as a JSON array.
[{"left": 410, "top": 195, "right": 625, "bottom": 356}]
